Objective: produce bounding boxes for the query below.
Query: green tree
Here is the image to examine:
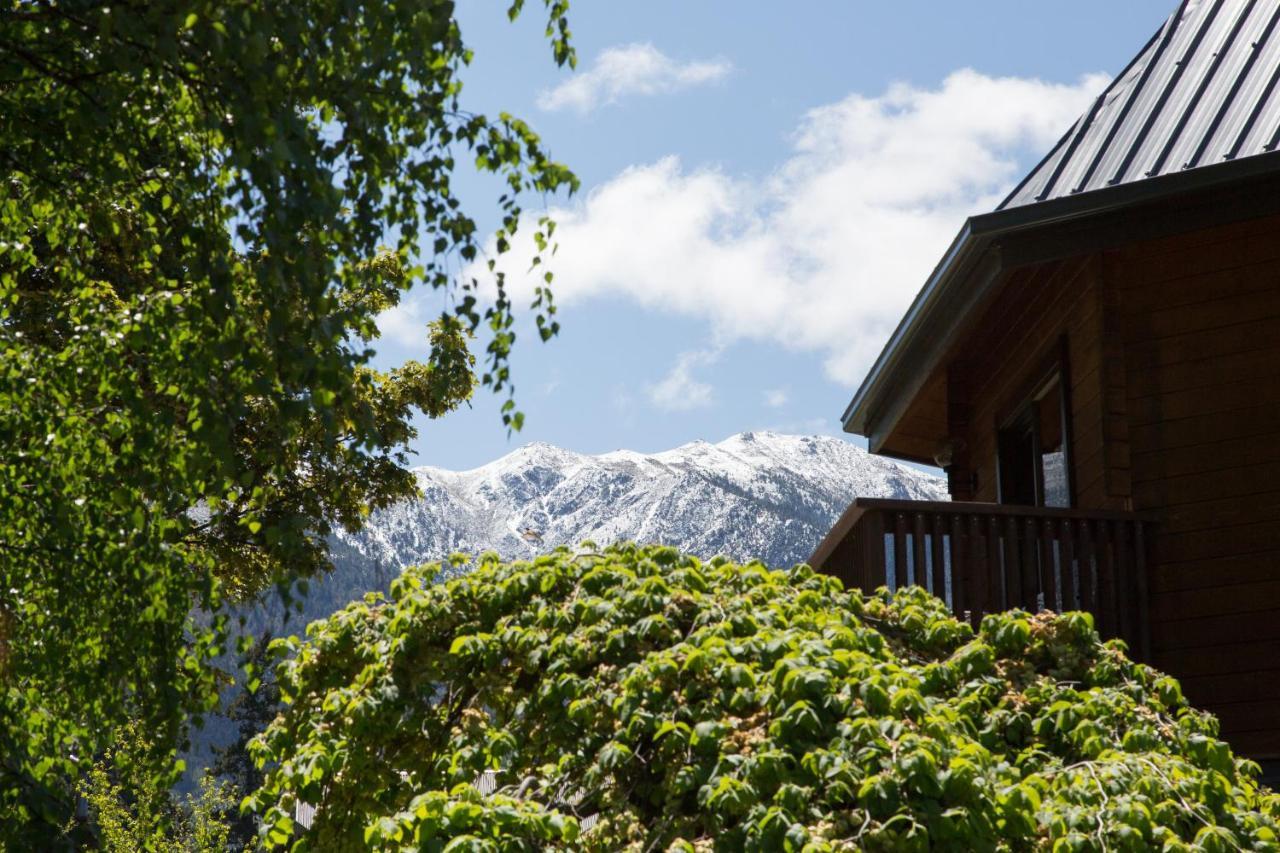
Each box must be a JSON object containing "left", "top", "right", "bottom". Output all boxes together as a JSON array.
[
  {"left": 248, "top": 545, "right": 1280, "bottom": 850},
  {"left": 209, "top": 633, "right": 283, "bottom": 849},
  {"left": 0, "top": 0, "right": 577, "bottom": 843},
  {"left": 79, "top": 721, "right": 238, "bottom": 852}
]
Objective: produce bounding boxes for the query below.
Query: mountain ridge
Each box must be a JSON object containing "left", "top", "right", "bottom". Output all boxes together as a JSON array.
[
  {"left": 326, "top": 431, "right": 947, "bottom": 591},
  {"left": 186, "top": 431, "right": 947, "bottom": 785}
]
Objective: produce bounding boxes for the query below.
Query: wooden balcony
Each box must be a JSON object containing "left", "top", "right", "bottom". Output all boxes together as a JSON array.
[{"left": 810, "top": 499, "right": 1156, "bottom": 659}]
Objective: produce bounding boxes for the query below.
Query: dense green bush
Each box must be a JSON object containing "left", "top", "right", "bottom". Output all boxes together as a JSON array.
[{"left": 248, "top": 545, "right": 1279, "bottom": 851}]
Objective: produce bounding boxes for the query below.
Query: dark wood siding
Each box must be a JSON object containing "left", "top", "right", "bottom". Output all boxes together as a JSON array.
[
  {"left": 1110, "top": 213, "right": 1280, "bottom": 758},
  {"left": 870, "top": 210, "right": 1280, "bottom": 757},
  {"left": 948, "top": 256, "right": 1131, "bottom": 514}
]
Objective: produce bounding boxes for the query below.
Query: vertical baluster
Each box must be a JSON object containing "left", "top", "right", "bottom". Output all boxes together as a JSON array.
[
  {"left": 1040, "top": 517, "right": 1058, "bottom": 613},
  {"left": 1021, "top": 516, "right": 1039, "bottom": 611},
  {"left": 1003, "top": 516, "right": 1022, "bottom": 610},
  {"left": 970, "top": 515, "right": 989, "bottom": 624},
  {"left": 912, "top": 512, "right": 927, "bottom": 591},
  {"left": 930, "top": 514, "right": 947, "bottom": 606},
  {"left": 893, "top": 513, "right": 908, "bottom": 591},
  {"left": 950, "top": 514, "right": 968, "bottom": 617},
  {"left": 987, "top": 515, "right": 1005, "bottom": 612},
  {"left": 1134, "top": 521, "right": 1151, "bottom": 662},
  {"left": 1114, "top": 519, "right": 1134, "bottom": 648},
  {"left": 862, "top": 510, "right": 886, "bottom": 592},
  {"left": 843, "top": 524, "right": 862, "bottom": 592},
  {"left": 1079, "top": 519, "right": 1096, "bottom": 615},
  {"left": 1096, "top": 519, "right": 1117, "bottom": 639},
  {"left": 1060, "top": 518, "right": 1077, "bottom": 612}
]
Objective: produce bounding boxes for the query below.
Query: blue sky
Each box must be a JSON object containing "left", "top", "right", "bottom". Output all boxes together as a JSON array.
[{"left": 378, "top": 1, "right": 1175, "bottom": 471}]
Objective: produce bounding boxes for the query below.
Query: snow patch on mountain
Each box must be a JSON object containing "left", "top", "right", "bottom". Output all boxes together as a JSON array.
[
  {"left": 186, "top": 432, "right": 946, "bottom": 786},
  {"left": 239, "top": 431, "right": 945, "bottom": 633},
  {"left": 328, "top": 431, "right": 945, "bottom": 589}
]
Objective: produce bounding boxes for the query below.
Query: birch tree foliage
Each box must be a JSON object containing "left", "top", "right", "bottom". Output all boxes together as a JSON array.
[{"left": 0, "top": 0, "right": 577, "bottom": 843}]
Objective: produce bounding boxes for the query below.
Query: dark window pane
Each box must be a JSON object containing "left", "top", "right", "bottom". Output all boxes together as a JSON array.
[{"left": 998, "top": 422, "right": 1037, "bottom": 506}]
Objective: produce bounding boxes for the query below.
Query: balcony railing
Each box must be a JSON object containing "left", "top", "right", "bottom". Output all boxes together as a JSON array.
[{"left": 810, "top": 499, "right": 1155, "bottom": 659}]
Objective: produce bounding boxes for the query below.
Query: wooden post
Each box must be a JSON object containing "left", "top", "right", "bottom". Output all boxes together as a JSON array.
[
  {"left": 1134, "top": 521, "right": 1152, "bottom": 662},
  {"left": 1113, "top": 519, "right": 1134, "bottom": 649},
  {"left": 1060, "top": 518, "right": 1077, "bottom": 611},
  {"left": 970, "top": 514, "right": 990, "bottom": 622},
  {"left": 930, "top": 514, "right": 947, "bottom": 605},
  {"left": 950, "top": 514, "right": 969, "bottom": 617},
  {"left": 1040, "top": 517, "right": 1058, "bottom": 613},
  {"left": 986, "top": 515, "right": 1004, "bottom": 612},
  {"left": 861, "top": 510, "right": 887, "bottom": 591},
  {"left": 1079, "top": 519, "right": 1096, "bottom": 615},
  {"left": 912, "top": 512, "right": 927, "bottom": 591},
  {"left": 893, "top": 513, "right": 908, "bottom": 590},
  {"left": 1096, "top": 520, "right": 1117, "bottom": 639},
  {"left": 1021, "top": 516, "right": 1039, "bottom": 611},
  {"left": 1004, "top": 516, "right": 1022, "bottom": 609}
]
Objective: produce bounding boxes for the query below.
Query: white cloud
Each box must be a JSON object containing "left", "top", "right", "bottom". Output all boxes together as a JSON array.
[
  {"left": 538, "top": 43, "right": 732, "bottom": 114},
  {"left": 647, "top": 348, "right": 719, "bottom": 411},
  {"left": 763, "top": 388, "right": 789, "bottom": 409},
  {"left": 376, "top": 295, "right": 438, "bottom": 351},
  {"left": 497, "top": 69, "right": 1107, "bottom": 385}
]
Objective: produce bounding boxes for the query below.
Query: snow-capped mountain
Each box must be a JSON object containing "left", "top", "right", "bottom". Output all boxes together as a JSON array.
[
  {"left": 187, "top": 432, "right": 946, "bottom": 785},
  {"left": 279, "top": 431, "right": 946, "bottom": 622},
  {"left": 353, "top": 430, "right": 941, "bottom": 566}
]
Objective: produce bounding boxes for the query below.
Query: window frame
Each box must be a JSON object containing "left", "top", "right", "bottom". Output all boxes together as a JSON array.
[{"left": 995, "top": 338, "right": 1075, "bottom": 508}]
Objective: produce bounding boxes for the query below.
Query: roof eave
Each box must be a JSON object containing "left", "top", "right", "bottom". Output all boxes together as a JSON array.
[
  {"left": 839, "top": 219, "right": 982, "bottom": 436},
  {"left": 841, "top": 150, "right": 1280, "bottom": 444}
]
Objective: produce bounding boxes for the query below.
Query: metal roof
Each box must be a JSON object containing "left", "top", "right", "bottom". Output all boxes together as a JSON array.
[
  {"left": 1002, "top": 0, "right": 1280, "bottom": 209},
  {"left": 842, "top": 0, "right": 1280, "bottom": 448}
]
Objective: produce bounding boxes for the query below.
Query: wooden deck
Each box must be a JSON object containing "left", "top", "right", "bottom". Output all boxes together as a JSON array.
[{"left": 810, "top": 499, "right": 1156, "bottom": 659}]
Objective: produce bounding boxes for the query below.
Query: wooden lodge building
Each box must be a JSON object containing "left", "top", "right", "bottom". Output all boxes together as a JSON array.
[{"left": 810, "top": 0, "right": 1280, "bottom": 760}]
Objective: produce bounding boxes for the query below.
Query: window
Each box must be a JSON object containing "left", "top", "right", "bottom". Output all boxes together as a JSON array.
[
  {"left": 1037, "top": 377, "right": 1070, "bottom": 507},
  {"left": 997, "top": 360, "right": 1073, "bottom": 508}
]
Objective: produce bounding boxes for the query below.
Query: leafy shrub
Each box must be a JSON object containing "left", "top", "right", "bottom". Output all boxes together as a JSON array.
[
  {"left": 78, "top": 720, "right": 237, "bottom": 851},
  {"left": 248, "top": 545, "right": 1279, "bottom": 851}
]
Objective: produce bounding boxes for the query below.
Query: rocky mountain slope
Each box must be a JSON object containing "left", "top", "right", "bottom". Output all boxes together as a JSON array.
[
  {"left": 189, "top": 432, "right": 946, "bottom": 784},
  {"left": 289, "top": 431, "right": 946, "bottom": 623}
]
